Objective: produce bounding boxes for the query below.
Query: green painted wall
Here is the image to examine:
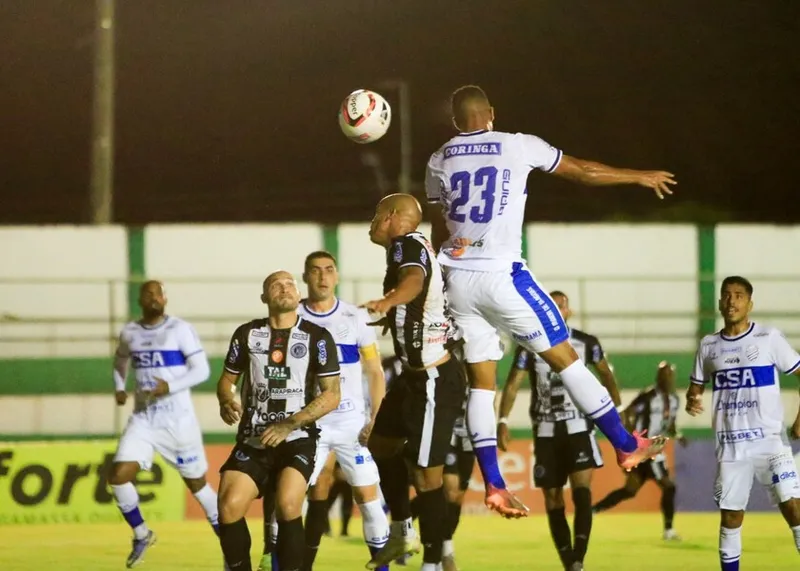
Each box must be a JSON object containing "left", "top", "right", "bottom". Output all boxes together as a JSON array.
[{"left": 0, "top": 352, "right": 696, "bottom": 395}]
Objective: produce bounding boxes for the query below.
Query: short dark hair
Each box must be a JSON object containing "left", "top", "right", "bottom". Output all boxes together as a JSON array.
[
  {"left": 549, "top": 290, "right": 568, "bottom": 299},
  {"left": 451, "top": 85, "right": 489, "bottom": 125},
  {"left": 304, "top": 250, "right": 337, "bottom": 273},
  {"left": 720, "top": 275, "right": 753, "bottom": 297}
]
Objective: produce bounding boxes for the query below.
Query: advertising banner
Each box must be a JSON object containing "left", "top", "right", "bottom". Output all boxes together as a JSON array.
[
  {"left": 190, "top": 439, "right": 672, "bottom": 519},
  {"left": 0, "top": 440, "right": 185, "bottom": 524}
]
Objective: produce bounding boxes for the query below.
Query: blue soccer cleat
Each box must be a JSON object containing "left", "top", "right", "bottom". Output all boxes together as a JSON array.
[{"left": 126, "top": 530, "right": 157, "bottom": 568}]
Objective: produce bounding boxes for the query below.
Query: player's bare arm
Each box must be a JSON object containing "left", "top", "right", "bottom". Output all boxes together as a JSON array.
[
  {"left": 217, "top": 369, "right": 243, "bottom": 425},
  {"left": 497, "top": 366, "right": 528, "bottom": 451},
  {"left": 260, "top": 374, "right": 341, "bottom": 447},
  {"left": 685, "top": 383, "right": 705, "bottom": 416},
  {"left": 553, "top": 155, "right": 677, "bottom": 199},
  {"left": 593, "top": 357, "right": 622, "bottom": 406},
  {"left": 362, "top": 266, "right": 425, "bottom": 315},
  {"left": 113, "top": 336, "right": 130, "bottom": 406},
  {"left": 360, "top": 347, "right": 385, "bottom": 445},
  {"left": 428, "top": 204, "right": 450, "bottom": 253}
]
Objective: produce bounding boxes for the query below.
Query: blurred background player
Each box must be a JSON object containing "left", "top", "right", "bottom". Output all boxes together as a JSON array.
[
  {"left": 216, "top": 271, "right": 341, "bottom": 571},
  {"left": 686, "top": 276, "right": 800, "bottom": 570},
  {"left": 498, "top": 291, "right": 620, "bottom": 571},
  {"left": 425, "top": 85, "right": 675, "bottom": 517},
  {"left": 363, "top": 194, "right": 467, "bottom": 571},
  {"left": 324, "top": 462, "right": 355, "bottom": 537},
  {"left": 260, "top": 251, "right": 390, "bottom": 571},
  {"left": 109, "top": 280, "right": 217, "bottom": 568},
  {"left": 593, "top": 360, "right": 686, "bottom": 541}
]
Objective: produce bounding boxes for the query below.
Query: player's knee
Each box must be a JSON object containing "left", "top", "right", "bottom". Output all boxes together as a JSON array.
[
  {"left": 720, "top": 509, "right": 744, "bottom": 529},
  {"left": 218, "top": 488, "right": 249, "bottom": 523},
  {"left": 310, "top": 474, "right": 333, "bottom": 499},
  {"left": 276, "top": 494, "right": 304, "bottom": 521},
  {"left": 445, "top": 487, "right": 465, "bottom": 505},
  {"left": 107, "top": 462, "right": 137, "bottom": 486},
  {"left": 352, "top": 484, "right": 379, "bottom": 504},
  {"left": 182, "top": 476, "right": 207, "bottom": 494},
  {"left": 779, "top": 498, "right": 800, "bottom": 526},
  {"left": 543, "top": 488, "right": 565, "bottom": 510},
  {"left": 661, "top": 479, "right": 676, "bottom": 493},
  {"left": 572, "top": 486, "right": 592, "bottom": 511},
  {"left": 413, "top": 466, "right": 444, "bottom": 493},
  {"left": 466, "top": 361, "right": 496, "bottom": 390},
  {"left": 538, "top": 341, "right": 579, "bottom": 373}
]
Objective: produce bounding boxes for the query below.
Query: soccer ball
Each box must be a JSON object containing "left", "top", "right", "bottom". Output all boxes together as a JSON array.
[{"left": 338, "top": 89, "right": 391, "bottom": 144}]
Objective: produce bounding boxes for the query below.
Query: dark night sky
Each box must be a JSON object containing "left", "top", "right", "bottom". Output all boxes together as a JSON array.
[{"left": 1, "top": 0, "right": 798, "bottom": 224}]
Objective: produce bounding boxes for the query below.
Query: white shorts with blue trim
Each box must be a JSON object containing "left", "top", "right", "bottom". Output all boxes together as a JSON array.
[
  {"left": 714, "top": 447, "right": 800, "bottom": 511},
  {"left": 309, "top": 419, "right": 380, "bottom": 488},
  {"left": 442, "top": 262, "right": 569, "bottom": 363}
]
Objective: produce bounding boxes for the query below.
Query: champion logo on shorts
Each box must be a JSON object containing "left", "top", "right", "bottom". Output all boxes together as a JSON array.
[{"left": 235, "top": 450, "right": 250, "bottom": 462}]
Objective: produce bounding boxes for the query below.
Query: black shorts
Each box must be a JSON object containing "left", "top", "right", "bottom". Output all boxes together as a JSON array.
[
  {"left": 220, "top": 438, "right": 317, "bottom": 497},
  {"left": 444, "top": 434, "right": 475, "bottom": 491},
  {"left": 373, "top": 356, "right": 467, "bottom": 468},
  {"left": 533, "top": 431, "right": 603, "bottom": 489},
  {"left": 633, "top": 458, "right": 669, "bottom": 482}
]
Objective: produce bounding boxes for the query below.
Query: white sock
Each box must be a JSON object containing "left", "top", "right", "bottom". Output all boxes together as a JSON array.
[
  {"left": 391, "top": 517, "right": 414, "bottom": 537},
  {"left": 112, "top": 483, "right": 149, "bottom": 540},
  {"left": 192, "top": 484, "right": 219, "bottom": 528},
  {"left": 558, "top": 360, "right": 615, "bottom": 419},
  {"left": 792, "top": 524, "right": 800, "bottom": 553},
  {"left": 360, "top": 499, "right": 390, "bottom": 551},
  {"left": 719, "top": 526, "right": 742, "bottom": 568},
  {"left": 442, "top": 539, "right": 455, "bottom": 557},
  {"left": 421, "top": 564, "right": 438, "bottom": 571},
  {"left": 467, "top": 389, "right": 497, "bottom": 448}
]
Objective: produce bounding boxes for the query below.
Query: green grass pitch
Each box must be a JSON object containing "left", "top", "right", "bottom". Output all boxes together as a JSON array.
[{"left": 1, "top": 513, "right": 797, "bottom": 570}]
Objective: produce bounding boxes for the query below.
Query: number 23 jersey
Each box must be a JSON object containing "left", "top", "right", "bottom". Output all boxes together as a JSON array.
[{"left": 425, "top": 130, "right": 562, "bottom": 272}]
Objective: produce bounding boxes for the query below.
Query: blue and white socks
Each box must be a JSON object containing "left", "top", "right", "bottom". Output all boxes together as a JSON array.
[{"left": 112, "top": 483, "right": 149, "bottom": 540}]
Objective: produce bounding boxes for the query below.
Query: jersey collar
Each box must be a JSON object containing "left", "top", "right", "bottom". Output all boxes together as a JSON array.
[
  {"left": 138, "top": 315, "right": 170, "bottom": 330},
  {"left": 719, "top": 321, "right": 754, "bottom": 341},
  {"left": 302, "top": 298, "right": 339, "bottom": 318},
  {"left": 456, "top": 129, "right": 488, "bottom": 137}
]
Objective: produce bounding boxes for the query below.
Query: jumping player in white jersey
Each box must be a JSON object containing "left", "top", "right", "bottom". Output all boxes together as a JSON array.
[
  {"left": 425, "top": 85, "right": 674, "bottom": 517},
  {"left": 109, "top": 281, "right": 218, "bottom": 568},
  {"left": 258, "top": 251, "right": 390, "bottom": 571},
  {"left": 686, "top": 276, "right": 800, "bottom": 570}
]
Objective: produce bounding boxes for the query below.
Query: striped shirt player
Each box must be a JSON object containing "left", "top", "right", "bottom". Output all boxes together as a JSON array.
[
  {"left": 691, "top": 322, "right": 800, "bottom": 510},
  {"left": 372, "top": 229, "right": 467, "bottom": 468},
  {"left": 298, "top": 299, "right": 382, "bottom": 488},
  {"left": 512, "top": 328, "right": 605, "bottom": 490},
  {"left": 626, "top": 382, "right": 680, "bottom": 482},
  {"left": 219, "top": 316, "right": 340, "bottom": 488},
  {"left": 113, "top": 315, "right": 211, "bottom": 479}
]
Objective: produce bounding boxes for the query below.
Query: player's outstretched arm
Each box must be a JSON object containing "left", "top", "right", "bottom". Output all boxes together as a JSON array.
[
  {"left": 360, "top": 346, "right": 386, "bottom": 445},
  {"left": 112, "top": 333, "right": 130, "bottom": 405},
  {"left": 552, "top": 155, "right": 677, "bottom": 199},
  {"left": 362, "top": 267, "right": 425, "bottom": 315}
]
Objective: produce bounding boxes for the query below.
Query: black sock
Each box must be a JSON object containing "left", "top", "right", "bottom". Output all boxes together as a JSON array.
[
  {"left": 278, "top": 517, "right": 304, "bottom": 571},
  {"left": 301, "top": 500, "right": 328, "bottom": 571},
  {"left": 375, "top": 455, "right": 411, "bottom": 521},
  {"left": 572, "top": 487, "right": 593, "bottom": 563},
  {"left": 444, "top": 500, "right": 462, "bottom": 541},
  {"left": 263, "top": 493, "right": 276, "bottom": 554},
  {"left": 219, "top": 518, "right": 252, "bottom": 571},
  {"left": 409, "top": 494, "right": 421, "bottom": 520},
  {"left": 592, "top": 488, "right": 634, "bottom": 512},
  {"left": 546, "top": 508, "right": 574, "bottom": 568},
  {"left": 662, "top": 485, "right": 676, "bottom": 530},
  {"left": 417, "top": 487, "right": 446, "bottom": 564},
  {"left": 339, "top": 484, "right": 353, "bottom": 535}
]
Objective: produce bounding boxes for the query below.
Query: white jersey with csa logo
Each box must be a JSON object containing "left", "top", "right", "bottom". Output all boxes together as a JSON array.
[
  {"left": 115, "top": 316, "right": 206, "bottom": 425},
  {"left": 691, "top": 322, "right": 800, "bottom": 461},
  {"left": 298, "top": 299, "right": 376, "bottom": 427},
  {"left": 425, "top": 130, "right": 562, "bottom": 272}
]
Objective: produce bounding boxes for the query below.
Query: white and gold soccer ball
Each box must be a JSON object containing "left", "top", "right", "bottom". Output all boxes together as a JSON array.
[{"left": 338, "top": 89, "right": 391, "bottom": 144}]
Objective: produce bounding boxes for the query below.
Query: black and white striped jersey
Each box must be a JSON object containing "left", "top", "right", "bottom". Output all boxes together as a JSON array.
[
  {"left": 514, "top": 327, "right": 604, "bottom": 436},
  {"left": 224, "top": 317, "right": 340, "bottom": 449},
  {"left": 629, "top": 387, "right": 680, "bottom": 439},
  {"left": 383, "top": 231, "right": 451, "bottom": 369}
]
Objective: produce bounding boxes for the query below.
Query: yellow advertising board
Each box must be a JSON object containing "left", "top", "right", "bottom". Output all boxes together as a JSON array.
[{"left": 0, "top": 440, "right": 185, "bottom": 524}]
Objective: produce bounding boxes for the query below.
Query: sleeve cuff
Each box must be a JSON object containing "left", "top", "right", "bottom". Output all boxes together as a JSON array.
[
  {"left": 690, "top": 377, "right": 706, "bottom": 385},
  {"left": 224, "top": 366, "right": 241, "bottom": 375},
  {"left": 318, "top": 370, "right": 341, "bottom": 378},
  {"left": 544, "top": 149, "right": 563, "bottom": 173},
  {"left": 784, "top": 359, "right": 800, "bottom": 375},
  {"left": 398, "top": 262, "right": 428, "bottom": 275}
]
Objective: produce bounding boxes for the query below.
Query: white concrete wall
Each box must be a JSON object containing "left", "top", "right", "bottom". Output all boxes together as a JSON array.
[
  {"left": 1, "top": 223, "right": 799, "bottom": 359},
  {"left": 0, "top": 226, "right": 128, "bottom": 358}
]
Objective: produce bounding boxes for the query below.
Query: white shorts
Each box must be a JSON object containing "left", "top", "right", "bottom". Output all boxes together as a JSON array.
[
  {"left": 443, "top": 262, "right": 569, "bottom": 363},
  {"left": 714, "top": 448, "right": 800, "bottom": 511},
  {"left": 309, "top": 421, "right": 379, "bottom": 489},
  {"left": 114, "top": 414, "right": 209, "bottom": 479}
]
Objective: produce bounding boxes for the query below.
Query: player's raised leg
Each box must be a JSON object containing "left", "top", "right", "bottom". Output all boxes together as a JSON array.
[{"left": 593, "top": 471, "right": 642, "bottom": 513}]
